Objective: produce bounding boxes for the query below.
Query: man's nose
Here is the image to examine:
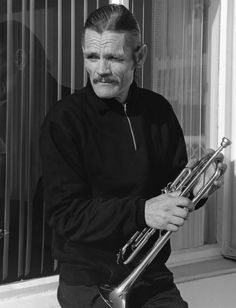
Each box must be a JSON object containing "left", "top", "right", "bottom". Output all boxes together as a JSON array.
[{"left": 97, "top": 59, "right": 110, "bottom": 76}]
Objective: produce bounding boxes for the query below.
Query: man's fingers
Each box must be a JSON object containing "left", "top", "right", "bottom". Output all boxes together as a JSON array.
[
  {"left": 168, "top": 190, "right": 182, "bottom": 197},
  {"left": 170, "top": 216, "right": 185, "bottom": 226},
  {"left": 205, "top": 148, "right": 215, "bottom": 155},
  {"left": 215, "top": 153, "right": 224, "bottom": 162},
  {"left": 186, "top": 157, "right": 198, "bottom": 168},
  {"left": 205, "top": 148, "right": 224, "bottom": 162},
  {"left": 213, "top": 163, "right": 227, "bottom": 187},
  {"left": 218, "top": 162, "right": 227, "bottom": 173},
  {"left": 186, "top": 203, "right": 194, "bottom": 212},
  {"left": 166, "top": 224, "right": 179, "bottom": 232}
]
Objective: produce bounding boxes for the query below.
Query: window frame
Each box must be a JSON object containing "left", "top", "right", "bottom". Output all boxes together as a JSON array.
[{"left": 0, "top": 0, "right": 235, "bottom": 289}]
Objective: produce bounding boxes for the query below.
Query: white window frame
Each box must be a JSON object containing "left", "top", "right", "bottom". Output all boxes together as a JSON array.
[
  {"left": 0, "top": 0, "right": 235, "bottom": 302},
  {"left": 170, "top": 0, "right": 236, "bottom": 265},
  {"left": 218, "top": 0, "right": 236, "bottom": 259}
]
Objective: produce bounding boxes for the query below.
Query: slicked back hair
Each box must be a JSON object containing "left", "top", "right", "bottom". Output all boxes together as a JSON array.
[{"left": 81, "top": 4, "right": 141, "bottom": 50}]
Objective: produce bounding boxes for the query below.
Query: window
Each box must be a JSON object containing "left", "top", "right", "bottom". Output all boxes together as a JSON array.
[
  {"left": 118, "top": 0, "right": 236, "bottom": 260},
  {"left": 0, "top": 0, "right": 110, "bottom": 284},
  {"left": 0, "top": 0, "right": 235, "bottom": 286},
  {"left": 151, "top": 0, "right": 218, "bottom": 251}
]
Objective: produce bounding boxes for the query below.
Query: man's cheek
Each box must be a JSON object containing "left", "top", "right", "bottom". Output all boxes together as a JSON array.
[
  {"left": 85, "top": 66, "right": 91, "bottom": 75},
  {"left": 84, "top": 62, "right": 94, "bottom": 75}
]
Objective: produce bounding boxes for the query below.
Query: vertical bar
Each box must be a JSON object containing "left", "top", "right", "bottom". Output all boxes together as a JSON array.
[
  {"left": 141, "top": 0, "right": 144, "bottom": 88},
  {"left": 3, "top": 0, "right": 13, "bottom": 280},
  {"left": 180, "top": 1, "right": 186, "bottom": 249},
  {"left": 40, "top": 203, "right": 46, "bottom": 274},
  {"left": 130, "top": 0, "right": 134, "bottom": 13},
  {"left": 180, "top": 0, "right": 185, "bottom": 127},
  {"left": 44, "top": 0, "right": 49, "bottom": 113},
  {"left": 228, "top": 0, "right": 236, "bottom": 253},
  {"left": 41, "top": 0, "right": 49, "bottom": 274},
  {"left": 71, "top": 0, "right": 75, "bottom": 93},
  {"left": 83, "top": 0, "right": 88, "bottom": 86},
  {"left": 57, "top": 0, "right": 62, "bottom": 99},
  {"left": 187, "top": 0, "right": 194, "bottom": 246},
  {"left": 142, "top": 0, "right": 151, "bottom": 90},
  {"left": 18, "top": 0, "right": 27, "bottom": 279},
  {"left": 199, "top": 0, "right": 204, "bottom": 157},
  {"left": 189, "top": 0, "right": 194, "bottom": 151},
  {"left": 25, "top": 0, "right": 35, "bottom": 276},
  {"left": 74, "top": 1, "right": 84, "bottom": 90},
  {"left": 220, "top": 0, "right": 236, "bottom": 259},
  {"left": 184, "top": 1, "right": 190, "bottom": 149},
  {"left": 54, "top": 0, "right": 63, "bottom": 272}
]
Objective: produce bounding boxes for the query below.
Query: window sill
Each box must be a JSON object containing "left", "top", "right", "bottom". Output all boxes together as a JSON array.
[
  {"left": 0, "top": 248, "right": 235, "bottom": 307},
  {"left": 167, "top": 244, "right": 236, "bottom": 283},
  {"left": 167, "top": 244, "right": 222, "bottom": 267},
  {"left": 170, "top": 255, "right": 236, "bottom": 284}
]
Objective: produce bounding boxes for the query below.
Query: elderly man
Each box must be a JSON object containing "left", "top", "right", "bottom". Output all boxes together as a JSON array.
[{"left": 40, "top": 4, "right": 226, "bottom": 308}]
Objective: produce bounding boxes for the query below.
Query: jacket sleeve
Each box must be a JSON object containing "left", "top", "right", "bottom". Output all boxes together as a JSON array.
[{"left": 39, "top": 105, "right": 147, "bottom": 244}]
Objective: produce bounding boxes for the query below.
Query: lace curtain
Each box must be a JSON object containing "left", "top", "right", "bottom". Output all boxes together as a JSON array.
[{"left": 151, "top": 0, "right": 218, "bottom": 250}]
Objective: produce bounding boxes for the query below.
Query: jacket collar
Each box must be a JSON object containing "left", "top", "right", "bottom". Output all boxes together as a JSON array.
[{"left": 85, "top": 79, "right": 138, "bottom": 113}]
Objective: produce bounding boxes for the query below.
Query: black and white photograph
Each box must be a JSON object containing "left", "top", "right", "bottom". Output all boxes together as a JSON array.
[{"left": 0, "top": 1, "right": 235, "bottom": 307}]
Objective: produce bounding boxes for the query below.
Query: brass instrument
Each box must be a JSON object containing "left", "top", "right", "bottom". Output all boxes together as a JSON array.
[{"left": 99, "top": 137, "right": 231, "bottom": 308}]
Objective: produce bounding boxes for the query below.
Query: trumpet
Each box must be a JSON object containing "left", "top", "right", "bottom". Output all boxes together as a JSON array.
[{"left": 99, "top": 137, "right": 231, "bottom": 308}]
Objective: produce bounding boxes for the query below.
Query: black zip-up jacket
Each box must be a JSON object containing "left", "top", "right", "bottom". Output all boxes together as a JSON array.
[{"left": 39, "top": 81, "right": 188, "bottom": 286}]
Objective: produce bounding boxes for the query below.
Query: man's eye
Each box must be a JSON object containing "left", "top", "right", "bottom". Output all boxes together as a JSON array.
[
  {"left": 109, "top": 56, "right": 124, "bottom": 62},
  {"left": 86, "top": 55, "right": 99, "bottom": 60}
]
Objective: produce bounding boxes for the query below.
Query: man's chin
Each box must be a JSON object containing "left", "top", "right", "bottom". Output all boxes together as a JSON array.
[{"left": 93, "top": 85, "right": 117, "bottom": 99}]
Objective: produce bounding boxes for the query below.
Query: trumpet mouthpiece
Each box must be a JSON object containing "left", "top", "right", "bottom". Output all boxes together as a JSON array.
[{"left": 221, "top": 137, "right": 232, "bottom": 148}]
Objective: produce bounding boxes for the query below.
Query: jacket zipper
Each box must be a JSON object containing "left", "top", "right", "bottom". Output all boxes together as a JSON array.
[{"left": 123, "top": 104, "right": 137, "bottom": 151}]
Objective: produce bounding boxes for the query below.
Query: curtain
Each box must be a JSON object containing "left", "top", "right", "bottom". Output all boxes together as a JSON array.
[
  {"left": 0, "top": 0, "right": 109, "bottom": 284},
  {"left": 151, "top": 0, "right": 219, "bottom": 250}
]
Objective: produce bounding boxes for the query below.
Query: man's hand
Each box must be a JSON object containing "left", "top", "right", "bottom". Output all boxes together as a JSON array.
[
  {"left": 192, "top": 149, "right": 227, "bottom": 198},
  {"left": 144, "top": 191, "right": 194, "bottom": 231}
]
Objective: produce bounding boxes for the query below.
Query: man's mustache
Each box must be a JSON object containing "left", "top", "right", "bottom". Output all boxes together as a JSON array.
[{"left": 93, "top": 77, "right": 117, "bottom": 84}]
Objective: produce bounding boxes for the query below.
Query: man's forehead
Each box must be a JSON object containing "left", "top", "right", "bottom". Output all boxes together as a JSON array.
[{"left": 83, "top": 29, "right": 130, "bottom": 51}]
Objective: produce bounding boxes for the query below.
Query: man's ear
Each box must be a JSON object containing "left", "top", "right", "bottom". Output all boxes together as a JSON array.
[{"left": 135, "top": 44, "right": 147, "bottom": 68}]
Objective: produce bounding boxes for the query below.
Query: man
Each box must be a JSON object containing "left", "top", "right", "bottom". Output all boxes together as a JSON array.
[{"left": 40, "top": 4, "right": 226, "bottom": 308}]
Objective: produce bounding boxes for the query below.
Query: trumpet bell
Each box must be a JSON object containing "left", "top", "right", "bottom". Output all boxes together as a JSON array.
[{"left": 99, "top": 284, "right": 126, "bottom": 308}]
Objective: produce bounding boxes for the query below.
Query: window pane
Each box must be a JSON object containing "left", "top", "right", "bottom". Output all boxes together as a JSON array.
[
  {"left": 0, "top": 0, "right": 109, "bottom": 284},
  {"left": 151, "top": 0, "right": 219, "bottom": 250}
]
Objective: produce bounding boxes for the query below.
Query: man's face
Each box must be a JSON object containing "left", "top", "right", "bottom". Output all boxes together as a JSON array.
[{"left": 83, "top": 29, "right": 136, "bottom": 103}]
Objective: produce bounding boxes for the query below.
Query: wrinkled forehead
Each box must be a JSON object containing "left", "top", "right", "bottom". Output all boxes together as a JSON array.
[{"left": 83, "top": 29, "right": 133, "bottom": 54}]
